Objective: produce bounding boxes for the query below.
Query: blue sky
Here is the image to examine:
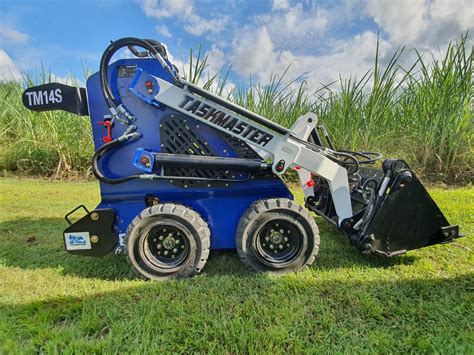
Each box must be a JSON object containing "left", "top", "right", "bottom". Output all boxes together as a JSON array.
[{"left": 0, "top": 0, "right": 472, "bottom": 91}]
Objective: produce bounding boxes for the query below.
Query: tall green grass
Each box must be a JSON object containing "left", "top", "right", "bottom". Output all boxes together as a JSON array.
[
  {"left": 0, "top": 76, "right": 93, "bottom": 177},
  {"left": 0, "top": 35, "right": 472, "bottom": 182}
]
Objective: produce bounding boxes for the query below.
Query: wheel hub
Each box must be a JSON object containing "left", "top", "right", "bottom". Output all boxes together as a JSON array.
[
  {"left": 162, "top": 235, "right": 177, "bottom": 250},
  {"left": 144, "top": 226, "right": 188, "bottom": 267},
  {"left": 270, "top": 230, "right": 283, "bottom": 244},
  {"left": 256, "top": 220, "right": 302, "bottom": 264}
]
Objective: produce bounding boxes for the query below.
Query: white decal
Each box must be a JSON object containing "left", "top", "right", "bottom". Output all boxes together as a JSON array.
[
  {"left": 64, "top": 232, "right": 91, "bottom": 250},
  {"left": 26, "top": 88, "right": 63, "bottom": 106},
  {"left": 33, "top": 91, "right": 43, "bottom": 105},
  {"left": 55, "top": 88, "right": 62, "bottom": 103},
  {"left": 25, "top": 92, "right": 34, "bottom": 106}
]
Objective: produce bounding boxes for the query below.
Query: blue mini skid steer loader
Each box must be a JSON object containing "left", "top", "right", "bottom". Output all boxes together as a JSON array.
[{"left": 22, "top": 37, "right": 461, "bottom": 280}]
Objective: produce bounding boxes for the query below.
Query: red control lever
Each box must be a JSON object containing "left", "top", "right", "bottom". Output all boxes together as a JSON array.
[{"left": 97, "top": 120, "right": 113, "bottom": 143}]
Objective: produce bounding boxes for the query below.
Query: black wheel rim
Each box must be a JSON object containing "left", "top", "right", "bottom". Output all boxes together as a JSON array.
[
  {"left": 254, "top": 219, "right": 303, "bottom": 265},
  {"left": 141, "top": 224, "right": 189, "bottom": 269}
]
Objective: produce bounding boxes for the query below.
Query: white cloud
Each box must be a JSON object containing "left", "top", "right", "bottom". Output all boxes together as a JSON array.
[
  {"left": 256, "top": 2, "right": 329, "bottom": 49},
  {"left": 292, "top": 31, "right": 392, "bottom": 88},
  {"left": 365, "top": 0, "right": 474, "bottom": 49},
  {"left": 0, "top": 26, "right": 29, "bottom": 44},
  {"left": 366, "top": 0, "right": 427, "bottom": 44},
  {"left": 230, "top": 0, "right": 473, "bottom": 91},
  {"left": 232, "top": 26, "right": 391, "bottom": 90},
  {"left": 429, "top": 0, "right": 473, "bottom": 30},
  {"left": 156, "top": 24, "right": 172, "bottom": 38},
  {"left": 50, "top": 73, "right": 85, "bottom": 87},
  {"left": 205, "top": 46, "right": 226, "bottom": 74},
  {"left": 228, "top": 1, "right": 332, "bottom": 89},
  {"left": 272, "top": 0, "right": 290, "bottom": 11},
  {"left": 140, "top": 0, "right": 191, "bottom": 18},
  {"left": 139, "top": 0, "right": 228, "bottom": 37},
  {"left": 0, "top": 49, "right": 22, "bottom": 81},
  {"left": 232, "top": 27, "right": 274, "bottom": 76},
  {"left": 183, "top": 15, "right": 228, "bottom": 37}
]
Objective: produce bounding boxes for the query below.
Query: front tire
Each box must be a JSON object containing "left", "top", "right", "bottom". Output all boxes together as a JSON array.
[
  {"left": 125, "top": 203, "right": 210, "bottom": 280},
  {"left": 236, "top": 198, "right": 319, "bottom": 273}
]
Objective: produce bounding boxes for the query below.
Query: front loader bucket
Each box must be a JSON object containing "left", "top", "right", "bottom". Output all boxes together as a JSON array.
[
  {"left": 307, "top": 160, "right": 461, "bottom": 256},
  {"left": 360, "top": 166, "right": 460, "bottom": 256}
]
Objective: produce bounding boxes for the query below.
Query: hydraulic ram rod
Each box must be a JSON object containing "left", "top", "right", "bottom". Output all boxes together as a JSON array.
[
  {"left": 153, "top": 153, "right": 272, "bottom": 172},
  {"left": 148, "top": 77, "right": 353, "bottom": 222}
]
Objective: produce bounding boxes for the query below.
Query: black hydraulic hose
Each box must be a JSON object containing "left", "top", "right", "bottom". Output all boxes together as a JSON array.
[
  {"left": 127, "top": 39, "right": 169, "bottom": 59},
  {"left": 317, "top": 125, "right": 336, "bottom": 151},
  {"left": 99, "top": 37, "right": 165, "bottom": 110},
  {"left": 337, "top": 150, "right": 382, "bottom": 165},
  {"left": 92, "top": 133, "right": 141, "bottom": 185},
  {"left": 99, "top": 37, "right": 183, "bottom": 118}
]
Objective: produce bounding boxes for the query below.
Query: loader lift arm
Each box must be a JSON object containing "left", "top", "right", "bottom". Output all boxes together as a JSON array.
[{"left": 96, "top": 37, "right": 381, "bottom": 224}]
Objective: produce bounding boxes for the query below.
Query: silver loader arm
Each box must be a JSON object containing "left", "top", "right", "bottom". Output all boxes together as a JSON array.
[{"left": 150, "top": 77, "right": 353, "bottom": 223}]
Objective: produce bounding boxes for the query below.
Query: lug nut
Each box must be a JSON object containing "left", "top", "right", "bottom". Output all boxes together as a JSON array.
[
  {"left": 279, "top": 244, "right": 284, "bottom": 249},
  {"left": 159, "top": 236, "right": 164, "bottom": 241},
  {"left": 279, "top": 229, "right": 284, "bottom": 234},
  {"left": 265, "top": 236, "right": 270, "bottom": 242},
  {"left": 269, "top": 244, "right": 274, "bottom": 249},
  {"left": 284, "top": 237, "right": 288, "bottom": 242},
  {"left": 173, "top": 248, "right": 178, "bottom": 253},
  {"left": 164, "top": 250, "right": 169, "bottom": 255}
]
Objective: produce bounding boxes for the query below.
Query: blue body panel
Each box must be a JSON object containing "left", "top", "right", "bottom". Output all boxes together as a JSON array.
[{"left": 86, "top": 58, "right": 292, "bottom": 249}]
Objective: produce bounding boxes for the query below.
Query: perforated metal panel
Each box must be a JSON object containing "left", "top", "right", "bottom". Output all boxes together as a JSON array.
[{"left": 160, "top": 113, "right": 271, "bottom": 188}]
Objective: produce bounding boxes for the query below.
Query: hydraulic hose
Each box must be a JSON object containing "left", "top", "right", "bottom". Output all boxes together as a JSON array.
[
  {"left": 92, "top": 129, "right": 142, "bottom": 185},
  {"left": 95, "top": 37, "right": 182, "bottom": 184},
  {"left": 99, "top": 38, "right": 183, "bottom": 109}
]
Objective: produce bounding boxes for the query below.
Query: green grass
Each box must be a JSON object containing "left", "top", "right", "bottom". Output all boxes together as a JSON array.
[
  {"left": 0, "top": 35, "right": 472, "bottom": 182},
  {"left": 0, "top": 178, "right": 472, "bottom": 353}
]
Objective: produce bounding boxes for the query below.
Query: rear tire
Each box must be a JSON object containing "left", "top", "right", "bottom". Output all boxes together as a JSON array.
[
  {"left": 236, "top": 198, "right": 319, "bottom": 273},
  {"left": 125, "top": 203, "right": 210, "bottom": 281}
]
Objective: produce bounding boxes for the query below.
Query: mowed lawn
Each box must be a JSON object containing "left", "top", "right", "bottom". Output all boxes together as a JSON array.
[{"left": 0, "top": 178, "right": 472, "bottom": 353}]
